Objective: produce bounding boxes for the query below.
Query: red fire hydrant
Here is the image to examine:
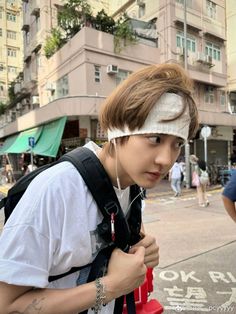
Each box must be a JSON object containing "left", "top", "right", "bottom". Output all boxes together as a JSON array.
[{"left": 123, "top": 268, "right": 164, "bottom": 314}]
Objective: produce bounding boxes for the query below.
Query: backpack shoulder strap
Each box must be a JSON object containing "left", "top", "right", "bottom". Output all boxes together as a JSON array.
[
  {"left": 60, "top": 147, "right": 118, "bottom": 219},
  {"left": 128, "top": 184, "right": 142, "bottom": 245},
  {"left": 61, "top": 147, "right": 131, "bottom": 251}
]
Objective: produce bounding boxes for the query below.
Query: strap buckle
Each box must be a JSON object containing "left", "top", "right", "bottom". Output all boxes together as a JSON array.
[{"left": 104, "top": 201, "right": 119, "bottom": 216}]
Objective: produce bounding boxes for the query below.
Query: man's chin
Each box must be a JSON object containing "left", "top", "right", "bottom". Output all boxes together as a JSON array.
[{"left": 138, "top": 179, "right": 162, "bottom": 190}]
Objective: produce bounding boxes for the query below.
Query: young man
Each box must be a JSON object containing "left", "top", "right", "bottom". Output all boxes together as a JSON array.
[
  {"left": 190, "top": 155, "right": 210, "bottom": 207},
  {"left": 0, "top": 63, "right": 198, "bottom": 313},
  {"left": 222, "top": 170, "right": 236, "bottom": 223},
  {"left": 169, "top": 161, "right": 183, "bottom": 197}
]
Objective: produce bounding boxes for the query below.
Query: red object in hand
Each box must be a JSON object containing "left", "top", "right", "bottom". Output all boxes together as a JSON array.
[{"left": 123, "top": 268, "right": 164, "bottom": 314}]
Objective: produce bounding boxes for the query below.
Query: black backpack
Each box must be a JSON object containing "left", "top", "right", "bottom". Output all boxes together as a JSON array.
[{"left": 0, "top": 147, "right": 143, "bottom": 313}]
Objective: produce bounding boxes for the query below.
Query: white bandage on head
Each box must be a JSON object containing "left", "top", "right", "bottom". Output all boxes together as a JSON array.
[{"left": 107, "top": 93, "right": 190, "bottom": 142}]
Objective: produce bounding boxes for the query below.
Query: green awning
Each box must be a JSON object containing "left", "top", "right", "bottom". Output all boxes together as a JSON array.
[
  {"left": 0, "top": 134, "right": 19, "bottom": 155},
  {"left": 5, "top": 126, "right": 43, "bottom": 154},
  {"left": 32, "top": 117, "right": 66, "bottom": 157}
]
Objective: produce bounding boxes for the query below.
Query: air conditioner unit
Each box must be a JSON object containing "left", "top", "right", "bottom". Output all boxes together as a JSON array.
[
  {"left": 45, "top": 82, "right": 55, "bottom": 91},
  {"left": 16, "top": 103, "right": 22, "bottom": 110},
  {"left": 22, "top": 98, "right": 30, "bottom": 106},
  {"left": 196, "top": 52, "right": 206, "bottom": 63},
  {"left": 6, "top": 115, "right": 12, "bottom": 123},
  {"left": 14, "top": 83, "right": 22, "bottom": 94},
  {"left": 136, "top": 0, "right": 145, "bottom": 6},
  {"left": 176, "top": 47, "right": 184, "bottom": 56},
  {"left": 205, "top": 55, "right": 213, "bottom": 64},
  {"left": 32, "top": 96, "right": 39, "bottom": 104},
  {"left": 107, "top": 64, "right": 118, "bottom": 74},
  {"left": 10, "top": 3, "right": 17, "bottom": 9},
  {"left": 31, "top": 72, "right": 38, "bottom": 81}
]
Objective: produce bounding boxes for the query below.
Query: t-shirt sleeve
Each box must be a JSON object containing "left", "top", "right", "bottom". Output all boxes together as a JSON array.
[
  {"left": 222, "top": 170, "right": 236, "bottom": 202},
  {"left": 0, "top": 163, "right": 92, "bottom": 288}
]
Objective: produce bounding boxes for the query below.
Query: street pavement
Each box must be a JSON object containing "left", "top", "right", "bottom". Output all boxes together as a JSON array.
[
  {"left": 145, "top": 182, "right": 236, "bottom": 313},
  {"left": 0, "top": 181, "right": 235, "bottom": 313}
]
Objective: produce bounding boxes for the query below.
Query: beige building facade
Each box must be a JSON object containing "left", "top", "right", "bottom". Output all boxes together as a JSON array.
[
  {"left": 0, "top": 0, "right": 23, "bottom": 104},
  {"left": 0, "top": 0, "right": 235, "bottom": 168},
  {"left": 226, "top": 0, "right": 236, "bottom": 128}
]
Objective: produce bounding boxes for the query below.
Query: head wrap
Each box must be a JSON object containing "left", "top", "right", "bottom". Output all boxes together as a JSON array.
[{"left": 108, "top": 93, "right": 190, "bottom": 141}]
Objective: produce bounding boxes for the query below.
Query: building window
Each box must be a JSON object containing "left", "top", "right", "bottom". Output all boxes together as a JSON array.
[
  {"left": 36, "top": 53, "right": 41, "bottom": 68},
  {"left": 0, "top": 10, "right": 2, "bottom": 19},
  {"left": 138, "top": 4, "right": 146, "bottom": 18},
  {"left": 0, "top": 82, "right": 4, "bottom": 94},
  {"left": 7, "top": 30, "right": 16, "bottom": 40},
  {"left": 176, "top": 0, "right": 192, "bottom": 7},
  {"left": 24, "top": 31, "right": 30, "bottom": 45},
  {"left": 206, "top": 0, "right": 216, "bottom": 19},
  {"left": 23, "top": 2, "right": 28, "bottom": 13},
  {"left": 0, "top": 28, "right": 2, "bottom": 36},
  {"left": 230, "top": 93, "right": 236, "bottom": 114},
  {"left": 205, "top": 42, "right": 221, "bottom": 61},
  {"left": 7, "top": 12, "right": 17, "bottom": 22},
  {"left": 8, "top": 66, "right": 17, "bottom": 73},
  {"left": 220, "top": 91, "right": 226, "bottom": 106},
  {"left": 176, "top": 32, "right": 196, "bottom": 52},
  {"left": 35, "top": 15, "right": 40, "bottom": 32},
  {"left": 7, "top": 48, "right": 17, "bottom": 57},
  {"left": 56, "top": 75, "right": 69, "bottom": 98},
  {"left": 205, "top": 86, "right": 214, "bottom": 104},
  {"left": 116, "top": 70, "right": 130, "bottom": 86},
  {"left": 94, "top": 65, "right": 101, "bottom": 83},
  {"left": 0, "top": 64, "right": 4, "bottom": 71}
]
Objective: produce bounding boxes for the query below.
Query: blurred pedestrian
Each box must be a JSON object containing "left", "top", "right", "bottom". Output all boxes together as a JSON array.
[
  {"left": 169, "top": 160, "right": 183, "bottom": 196},
  {"left": 179, "top": 157, "right": 186, "bottom": 186},
  {"left": 222, "top": 170, "right": 236, "bottom": 223},
  {"left": 190, "top": 155, "right": 209, "bottom": 207}
]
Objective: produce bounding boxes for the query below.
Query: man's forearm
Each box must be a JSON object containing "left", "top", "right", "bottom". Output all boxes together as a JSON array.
[
  {"left": 1, "top": 280, "right": 102, "bottom": 314},
  {"left": 222, "top": 195, "right": 236, "bottom": 223}
]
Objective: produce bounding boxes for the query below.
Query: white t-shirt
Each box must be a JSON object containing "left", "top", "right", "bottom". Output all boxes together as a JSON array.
[
  {"left": 170, "top": 162, "right": 182, "bottom": 179},
  {"left": 0, "top": 142, "right": 131, "bottom": 314}
]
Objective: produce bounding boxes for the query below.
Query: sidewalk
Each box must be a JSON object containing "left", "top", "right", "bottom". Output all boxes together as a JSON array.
[
  {"left": 0, "top": 183, "right": 13, "bottom": 197},
  {"left": 147, "top": 179, "right": 222, "bottom": 197},
  {"left": 0, "top": 179, "right": 223, "bottom": 198}
]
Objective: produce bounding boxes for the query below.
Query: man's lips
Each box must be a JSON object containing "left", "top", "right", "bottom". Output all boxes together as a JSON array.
[{"left": 146, "top": 171, "right": 161, "bottom": 180}]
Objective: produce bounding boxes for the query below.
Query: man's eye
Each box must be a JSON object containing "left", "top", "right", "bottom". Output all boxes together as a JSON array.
[
  {"left": 175, "top": 141, "right": 185, "bottom": 148},
  {"left": 148, "top": 136, "right": 161, "bottom": 144}
]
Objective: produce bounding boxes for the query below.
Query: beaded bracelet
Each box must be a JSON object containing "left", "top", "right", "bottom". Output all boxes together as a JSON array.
[{"left": 92, "top": 278, "right": 106, "bottom": 313}]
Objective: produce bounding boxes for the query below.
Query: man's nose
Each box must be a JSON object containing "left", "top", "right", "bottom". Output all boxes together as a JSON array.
[{"left": 154, "top": 144, "right": 174, "bottom": 168}]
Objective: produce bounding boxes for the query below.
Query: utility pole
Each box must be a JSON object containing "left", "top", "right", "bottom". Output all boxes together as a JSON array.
[{"left": 183, "top": 0, "right": 190, "bottom": 189}]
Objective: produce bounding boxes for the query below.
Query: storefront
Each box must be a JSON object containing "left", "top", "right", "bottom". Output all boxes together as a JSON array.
[{"left": 0, "top": 117, "right": 67, "bottom": 181}]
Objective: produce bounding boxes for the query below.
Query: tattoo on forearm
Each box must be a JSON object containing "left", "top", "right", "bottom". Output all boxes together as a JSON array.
[{"left": 9, "top": 298, "right": 45, "bottom": 314}]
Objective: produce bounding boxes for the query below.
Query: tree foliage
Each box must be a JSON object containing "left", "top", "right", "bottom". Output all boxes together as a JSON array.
[
  {"left": 8, "top": 82, "right": 16, "bottom": 103},
  {"left": 44, "top": 1, "right": 136, "bottom": 58},
  {"left": 44, "top": 28, "right": 66, "bottom": 59},
  {"left": 0, "top": 102, "right": 6, "bottom": 115},
  {"left": 58, "top": 0, "right": 92, "bottom": 38},
  {"left": 114, "top": 13, "right": 137, "bottom": 53},
  {"left": 93, "top": 9, "right": 115, "bottom": 33}
]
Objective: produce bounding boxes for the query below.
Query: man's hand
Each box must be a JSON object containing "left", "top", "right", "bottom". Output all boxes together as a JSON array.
[
  {"left": 129, "top": 233, "right": 159, "bottom": 268},
  {"left": 104, "top": 247, "right": 147, "bottom": 301}
]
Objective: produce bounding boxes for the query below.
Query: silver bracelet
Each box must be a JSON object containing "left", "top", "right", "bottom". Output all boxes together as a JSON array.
[{"left": 92, "top": 278, "right": 106, "bottom": 313}]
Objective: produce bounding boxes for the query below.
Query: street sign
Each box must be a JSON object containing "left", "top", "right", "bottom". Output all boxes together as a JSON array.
[
  {"left": 201, "top": 125, "right": 211, "bottom": 138},
  {"left": 28, "top": 136, "right": 35, "bottom": 148},
  {"left": 200, "top": 126, "right": 211, "bottom": 164}
]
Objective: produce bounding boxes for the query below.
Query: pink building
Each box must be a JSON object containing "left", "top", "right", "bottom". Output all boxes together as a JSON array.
[{"left": 0, "top": 0, "right": 235, "bottom": 174}]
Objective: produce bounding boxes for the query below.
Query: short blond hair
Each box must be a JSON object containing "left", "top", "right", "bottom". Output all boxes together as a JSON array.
[{"left": 99, "top": 63, "right": 198, "bottom": 140}]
